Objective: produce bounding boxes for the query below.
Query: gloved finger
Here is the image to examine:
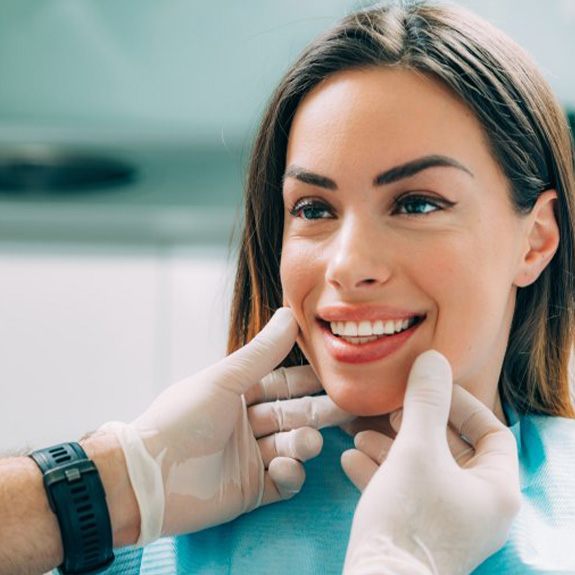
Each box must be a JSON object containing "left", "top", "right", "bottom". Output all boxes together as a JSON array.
[
  {"left": 248, "top": 394, "right": 354, "bottom": 438},
  {"left": 353, "top": 430, "right": 394, "bottom": 464},
  {"left": 389, "top": 408, "right": 475, "bottom": 465},
  {"left": 261, "top": 457, "right": 305, "bottom": 505},
  {"left": 244, "top": 365, "right": 323, "bottom": 406},
  {"left": 214, "top": 307, "right": 299, "bottom": 396},
  {"left": 447, "top": 425, "right": 476, "bottom": 465},
  {"left": 389, "top": 409, "right": 402, "bottom": 434},
  {"left": 257, "top": 427, "right": 323, "bottom": 467},
  {"left": 449, "top": 384, "right": 518, "bottom": 474},
  {"left": 400, "top": 350, "right": 453, "bottom": 442},
  {"left": 340, "top": 449, "right": 378, "bottom": 492}
]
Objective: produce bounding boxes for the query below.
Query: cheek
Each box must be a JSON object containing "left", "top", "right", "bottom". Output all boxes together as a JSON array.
[
  {"left": 280, "top": 239, "right": 322, "bottom": 309},
  {"left": 280, "top": 244, "right": 303, "bottom": 304},
  {"left": 280, "top": 239, "right": 325, "bottom": 362},
  {"left": 421, "top": 232, "right": 516, "bottom": 381}
]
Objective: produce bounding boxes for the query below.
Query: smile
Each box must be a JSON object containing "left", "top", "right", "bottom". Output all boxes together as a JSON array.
[
  {"left": 317, "top": 315, "right": 425, "bottom": 364},
  {"left": 329, "top": 317, "right": 419, "bottom": 342}
]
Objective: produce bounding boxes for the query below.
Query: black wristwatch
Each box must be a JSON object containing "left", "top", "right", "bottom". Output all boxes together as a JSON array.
[{"left": 29, "top": 442, "right": 115, "bottom": 574}]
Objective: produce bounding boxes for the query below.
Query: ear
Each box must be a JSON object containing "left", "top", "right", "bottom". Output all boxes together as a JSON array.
[{"left": 513, "top": 189, "right": 560, "bottom": 288}]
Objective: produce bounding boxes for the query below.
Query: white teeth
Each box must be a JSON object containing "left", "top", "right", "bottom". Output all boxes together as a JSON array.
[
  {"left": 357, "top": 320, "right": 372, "bottom": 336},
  {"left": 343, "top": 322, "right": 358, "bottom": 336},
  {"left": 328, "top": 317, "right": 417, "bottom": 338}
]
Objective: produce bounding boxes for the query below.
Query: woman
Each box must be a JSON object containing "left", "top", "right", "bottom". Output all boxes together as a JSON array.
[
  {"left": 105, "top": 1, "right": 575, "bottom": 573},
  {"left": 223, "top": 0, "right": 575, "bottom": 572}
]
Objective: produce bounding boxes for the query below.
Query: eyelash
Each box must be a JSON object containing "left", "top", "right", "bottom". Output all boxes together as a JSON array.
[{"left": 288, "top": 194, "right": 453, "bottom": 220}]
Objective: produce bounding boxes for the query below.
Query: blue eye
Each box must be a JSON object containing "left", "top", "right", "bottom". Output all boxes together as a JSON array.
[
  {"left": 393, "top": 195, "right": 444, "bottom": 215},
  {"left": 289, "top": 199, "right": 332, "bottom": 220},
  {"left": 288, "top": 194, "right": 453, "bottom": 220}
]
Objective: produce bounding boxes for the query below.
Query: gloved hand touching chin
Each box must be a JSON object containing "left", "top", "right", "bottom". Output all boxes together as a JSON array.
[
  {"left": 100, "top": 307, "right": 353, "bottom": 545},
  {"left": 342, "top": 350, "right": 521, "bottom": 575}
]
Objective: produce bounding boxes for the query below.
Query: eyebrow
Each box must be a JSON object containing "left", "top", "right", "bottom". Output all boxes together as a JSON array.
[{"left": 283, "top": 154, "right": 474, "bottom": 190}]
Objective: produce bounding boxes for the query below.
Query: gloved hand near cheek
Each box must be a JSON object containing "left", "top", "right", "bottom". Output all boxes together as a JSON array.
[
  {"left": 341, "top": 350, "right": 521, "bottom": 575},
  {"left": 99, "top": 307, "right": 353, "bottom": 546}
]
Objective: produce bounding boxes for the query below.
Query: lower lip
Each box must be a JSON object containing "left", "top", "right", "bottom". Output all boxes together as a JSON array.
[{"left": 318, "top": 319, "right": 423, "bottom": 364}]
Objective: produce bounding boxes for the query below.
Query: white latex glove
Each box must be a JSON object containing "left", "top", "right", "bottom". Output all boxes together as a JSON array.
[
  {"left": 100, "top": 307, "right": 352, "bottom": 545},
  {"left": 342, "top": 350, "right": 521, "bottom": 575}
]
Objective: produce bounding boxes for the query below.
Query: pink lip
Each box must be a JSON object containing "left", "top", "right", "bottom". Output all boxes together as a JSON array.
[
  {"left": 317, "top": 316, "right": 424, "bottom": 364},
  {"left": 317, "top": 303, "right": 424, "bottom": 323}
]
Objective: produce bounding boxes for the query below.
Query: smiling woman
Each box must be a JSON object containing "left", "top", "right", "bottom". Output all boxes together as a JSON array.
[
  {"left": 4, "top": 4, "right": 575, "bottom": 575},
  {"left": 279, "top": 66, "right": 548, "bottom": 420},
  {"left": 228, "top": 4, "right": 575, "bottom": 423},
  {"left": 211, "top": 1, "right": 575, "bottom": 573}
]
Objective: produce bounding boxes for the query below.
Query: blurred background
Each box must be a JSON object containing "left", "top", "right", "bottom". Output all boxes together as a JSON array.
[{"left": 1, "top": 0, "right": 574, "bottom": 451}]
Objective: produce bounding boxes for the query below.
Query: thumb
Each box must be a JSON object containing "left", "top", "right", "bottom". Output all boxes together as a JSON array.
[
  {"left": 400, "top": 350, "right": 453, "bottom": 440},
  {"left": 216, "top": 307, "right": 299, "bottom": 395}
]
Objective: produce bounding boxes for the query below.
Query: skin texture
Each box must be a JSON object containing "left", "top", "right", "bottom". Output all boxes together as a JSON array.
[{"left": 280, "top": 67, "right": 559, "bottom": 420}]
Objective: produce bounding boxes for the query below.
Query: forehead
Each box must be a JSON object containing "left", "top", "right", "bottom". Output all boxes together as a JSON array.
[{"left": 286, "top": 67, "right": 495, "bottom": 178}]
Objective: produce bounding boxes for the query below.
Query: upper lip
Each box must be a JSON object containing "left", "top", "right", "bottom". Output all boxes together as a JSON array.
[{"left": 316, "top": 304, "right": 426, "bottom": 323}]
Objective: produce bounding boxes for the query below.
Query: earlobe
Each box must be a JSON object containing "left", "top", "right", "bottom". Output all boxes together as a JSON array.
[{"left": 514, "top": 189, "right": 560, "bottom": 288}]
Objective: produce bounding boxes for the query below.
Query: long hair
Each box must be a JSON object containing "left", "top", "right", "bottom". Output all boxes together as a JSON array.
[{"left": 227, "top": 1, "right": 575, "bottom": 417}]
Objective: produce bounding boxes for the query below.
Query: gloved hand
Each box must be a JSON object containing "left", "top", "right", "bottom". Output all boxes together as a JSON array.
[
  {"left": 100, "top": 307, "right": 353, "bottom": 545},
  {"left": 342, "top": 350, "right": 521, "bottom": 575}
]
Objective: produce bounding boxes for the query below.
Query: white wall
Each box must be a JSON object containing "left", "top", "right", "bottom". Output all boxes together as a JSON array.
[{"left": 0, "top": 243, "right": 232, "bottom": 453}]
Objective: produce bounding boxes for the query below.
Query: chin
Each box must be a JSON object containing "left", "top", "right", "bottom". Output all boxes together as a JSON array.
[{"left": 321, "top": 377, "right": 406, "bottom": 417}]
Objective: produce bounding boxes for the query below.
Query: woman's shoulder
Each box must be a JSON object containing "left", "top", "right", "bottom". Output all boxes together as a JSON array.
[
  {"left": 519, "top": 409, "right": 575, "bottom": 440},
  {"left": 505, "top": 402, "right": 575, "bottom": 438},
  {"left": 511, "top": 407, "right": 575, "bottom": 483}
]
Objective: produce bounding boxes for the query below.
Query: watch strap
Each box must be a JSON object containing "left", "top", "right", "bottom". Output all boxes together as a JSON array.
[{"left": 30, "top": 442, "right": 115, "bottom": 574}]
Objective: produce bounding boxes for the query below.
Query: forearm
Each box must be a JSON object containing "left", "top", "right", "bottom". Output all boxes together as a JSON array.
[
  {"left": 0, "top": 433, "right": 140, "bottom": 575},
  {"left": 0, "top": 455, "right": 62, "bottom": 575}
]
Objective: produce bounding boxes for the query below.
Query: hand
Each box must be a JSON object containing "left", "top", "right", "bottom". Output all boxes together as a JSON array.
[
  {"left": 101, "top": 308, "right": 352, "bottom": 545},
  {"left": 342, "top": 350, "right": 521, "bottom": 575},
  {"left": 244, "top": 364, "right": 354, "bottom": 504}
]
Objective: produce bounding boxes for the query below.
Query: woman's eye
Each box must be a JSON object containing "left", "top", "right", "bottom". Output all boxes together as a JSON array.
[
  {"left": 289, "top": 199, "right": 333, "bottom": 220},
  {"left": 393, "top": 195, "right": 446, "bottom": 216}
]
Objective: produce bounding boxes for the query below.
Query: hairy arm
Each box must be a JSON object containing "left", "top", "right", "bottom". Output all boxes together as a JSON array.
[{"left": 0, "top": 433, "right": 140, "bottom": 575}]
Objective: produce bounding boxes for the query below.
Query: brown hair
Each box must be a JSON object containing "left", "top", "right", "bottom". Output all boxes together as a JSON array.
[{"left": 227, "top": 1, "right": 575, "bottom": 417}]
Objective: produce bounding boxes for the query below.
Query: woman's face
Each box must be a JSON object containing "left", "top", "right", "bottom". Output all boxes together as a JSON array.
[{"left": 280, "top": 67, "right": 530, "bottom": 417}]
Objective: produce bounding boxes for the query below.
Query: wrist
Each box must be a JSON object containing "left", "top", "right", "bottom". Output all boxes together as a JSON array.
[
  {"left": 80, "top": 431, "right": 141, "bottom": 548},
  {"left": 344, "top": 532, "right": 435, "bottom": 575}
]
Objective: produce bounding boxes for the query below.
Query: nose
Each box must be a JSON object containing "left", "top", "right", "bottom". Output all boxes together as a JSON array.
[{"left": 325, "top": 216, "right": 392, "bottom": 293}]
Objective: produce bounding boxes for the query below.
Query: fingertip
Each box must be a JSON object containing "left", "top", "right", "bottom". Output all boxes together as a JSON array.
[
  {"left": 304, "top": 427, "right": 323, "bottom": 457},
  {"left": 225, "top": 308, "right": 299, "bottom": 393},
  {"left": 270, "top": 307, "right": 298, "bottom": 335},
  {"left": 289, "top": 427, "right": 323, "bottom": 462},
  {"left": 340, "top": 449, "right": 355, "bottom": 482},
  {"left": 410, "top": 349, "right": 452, "bottom": 383},
  {"left": 340, "top": 449, "right": 376, "bottom": 492},
  {"left": 401, "top": 349, "right": 454, "bottom": 435},
  {"left": 353, "top": 430, "right": 368, "bottom": 451},
  {"left": 340, "top": 448, "right": 355, "bottom": 469},
  {"left": 268, "top": 457, "right": 305, "bottom": 499}
]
